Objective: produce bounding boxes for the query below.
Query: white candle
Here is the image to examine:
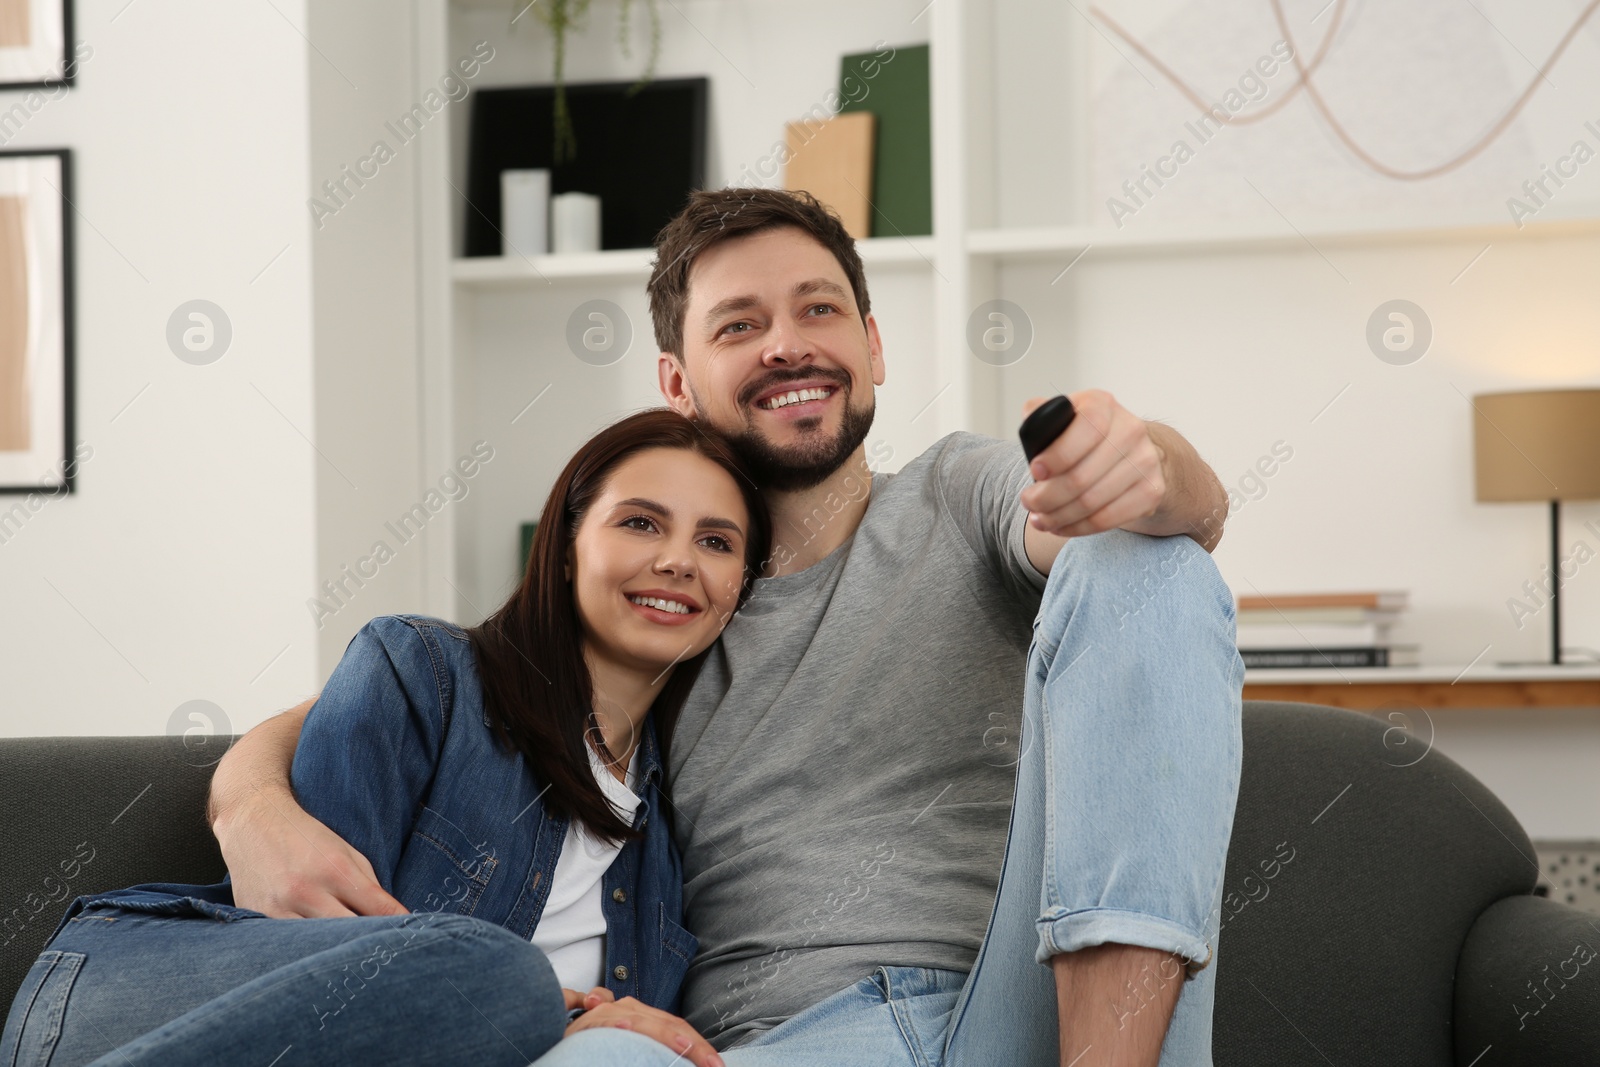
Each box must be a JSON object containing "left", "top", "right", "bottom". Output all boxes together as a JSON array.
[
  {"left": 551, "top": 192, "right": 602, "bottom": 254},
  {"left": 500, "top": 169, "right": 550, "bottom": 256}
]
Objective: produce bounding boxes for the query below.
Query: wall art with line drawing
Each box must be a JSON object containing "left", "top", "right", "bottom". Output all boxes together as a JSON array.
[
  {"left": 0, "top": 149, "right": 74, "bottom": 494},
  {"left": 1088, "top": 0, "right": 1600, "bottom": 229}
]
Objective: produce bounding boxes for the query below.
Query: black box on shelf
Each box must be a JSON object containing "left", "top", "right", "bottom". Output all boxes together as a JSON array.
[{"left": 464, "top": 77, "right": 709, "bottom": 256}]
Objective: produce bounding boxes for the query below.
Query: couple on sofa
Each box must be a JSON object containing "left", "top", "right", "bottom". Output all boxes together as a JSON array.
[{"left": 3, "top": 188, "right": 1244, "bottom": 1067}]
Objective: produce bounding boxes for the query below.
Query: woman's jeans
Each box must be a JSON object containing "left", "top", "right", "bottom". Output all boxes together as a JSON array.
[
  {"left": 532, "top": 530, "right": 1245, "bottom": 1067},
  {"left": 1, "top": 906, "right": 567, "bottom": 1066}
]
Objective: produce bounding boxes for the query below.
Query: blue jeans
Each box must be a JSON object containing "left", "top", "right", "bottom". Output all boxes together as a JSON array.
[
  {"left": 1, "top": 905, "right": 568, "bottom": 1066},
  {"left": 533, "top": 530, "right": 1244, "bottom": 1066}
]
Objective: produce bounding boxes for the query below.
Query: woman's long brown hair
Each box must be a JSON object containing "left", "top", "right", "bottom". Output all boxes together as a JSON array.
[{"left": 467, "top": 408, "right": 771, "bottom": 844}]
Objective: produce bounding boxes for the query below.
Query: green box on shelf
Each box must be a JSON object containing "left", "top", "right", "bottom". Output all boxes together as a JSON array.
[
  {"left": 520, "top": 522, "right": 538, "bottom": 573},
  {"left": 837, "top": 42, "right": 931, "bottom": 238}
]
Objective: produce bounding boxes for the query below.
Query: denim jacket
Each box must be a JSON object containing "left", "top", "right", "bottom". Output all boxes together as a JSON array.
[{"left": 54, "top": 614, "right": 697, "bottom": 1011}]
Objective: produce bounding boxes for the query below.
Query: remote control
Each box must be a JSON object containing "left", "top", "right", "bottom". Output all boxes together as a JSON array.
[{"left": 1019, "top": 395, "right": 1076, "bottom": 462}]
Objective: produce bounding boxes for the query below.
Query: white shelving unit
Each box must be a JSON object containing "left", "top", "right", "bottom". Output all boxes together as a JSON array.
[
  {"left": 377, "top": 0, "right": 1600, "bottom": 842},
  {"left": 410, "top": 0, "right": 1600, "bottom": 633},
  {"left": 967, "top": 213, "right": 1600, "bottom": 260},
  {"left": 413, "top": 0, "right": 1016, "bottom": 618},
  {"left": 451, "top": 235, "right": 939, "bottom": 288}
]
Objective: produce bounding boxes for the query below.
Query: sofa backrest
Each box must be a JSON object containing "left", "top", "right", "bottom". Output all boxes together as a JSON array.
[
  {"left": 1, "top": 734, "right": 231, "bottom": 1009},
  {"left": 1214, "top": 702, "right": 1536, "bottom": 1066}
]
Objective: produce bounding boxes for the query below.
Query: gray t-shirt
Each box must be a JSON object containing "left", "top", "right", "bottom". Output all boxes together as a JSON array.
[{"left": 668, "top": 431, "right": 1049, "bottom": 1047}]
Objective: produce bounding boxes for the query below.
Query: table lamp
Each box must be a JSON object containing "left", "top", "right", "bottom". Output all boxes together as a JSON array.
[{"left": 1472, "top": 387, "right": 1600, "bottom": 665}]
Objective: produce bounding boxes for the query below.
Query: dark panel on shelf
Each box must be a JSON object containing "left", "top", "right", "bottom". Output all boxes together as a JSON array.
[{"left": 464, "top": 77, "right": 708, "bottom": 255}]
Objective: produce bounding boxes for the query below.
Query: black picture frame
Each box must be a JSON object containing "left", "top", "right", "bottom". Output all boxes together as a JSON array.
[
  {"left": 464, "top": 77, "right": 708, "bottom": 255},
  {"left": 0, "top": 147, "right": 75, "bottom": 495},
  {"left": 0, "top": 0, "right": 76, "bottom": 91}
]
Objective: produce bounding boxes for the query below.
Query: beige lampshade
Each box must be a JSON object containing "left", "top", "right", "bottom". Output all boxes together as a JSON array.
[{"left": 1473, "top": 388, "right": 1600, "bottom": 502}]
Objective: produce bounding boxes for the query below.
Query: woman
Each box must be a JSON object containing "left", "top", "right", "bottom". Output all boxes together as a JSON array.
[{"left": 2, "top": 409, "right": 770, "bottom": 1067}]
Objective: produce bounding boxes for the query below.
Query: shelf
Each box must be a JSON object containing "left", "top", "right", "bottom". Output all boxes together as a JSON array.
[
  {"left": 453, "top": 249, "right": 657, "bottom": 288},
  {"left": 1244, "top": 664, "right": 1600, "bottom": 685},
  {"left": 968, "top": 211, "right": 1600, "bottom": 261},
  {"left": 1243, "top": 664, "right": 1600, "bottom": 711},
  {"left": 854, "top": 235, "right": 938, "bottom": 266},
  {"left": 452, "top": 235, "right": 937, "bottom": 289},
  {"left": 450, "top": 220, "right": 1600, "bottom": 290}
]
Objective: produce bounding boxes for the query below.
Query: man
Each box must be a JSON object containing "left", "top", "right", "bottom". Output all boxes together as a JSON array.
[{"left": 211, "top": 188, "right": 1242, "bottom": 1066}]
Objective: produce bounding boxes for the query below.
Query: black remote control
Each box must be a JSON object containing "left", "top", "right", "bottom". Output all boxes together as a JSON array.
[{"left": 1019, "top": 396, "right": 1076, "bottom": 462}]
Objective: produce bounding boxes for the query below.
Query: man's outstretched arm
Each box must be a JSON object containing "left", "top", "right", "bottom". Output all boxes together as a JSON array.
[
  {"left": 1020, "top": 391, "right": 1228, "bottom": 575},
  {"left": 208, "top": 696, "right": 408, "bottom": 918}
]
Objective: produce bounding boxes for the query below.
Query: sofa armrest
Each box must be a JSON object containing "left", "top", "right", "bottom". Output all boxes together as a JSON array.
[
  {"left": 1454, "top": 894, "right": 1600, "bottom": 1065},
  {"left": 0, "top": 735, "right": 229, "bottom": 1012}
]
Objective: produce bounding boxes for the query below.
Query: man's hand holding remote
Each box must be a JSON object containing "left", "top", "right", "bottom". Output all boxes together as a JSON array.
[{"left": 1011, "top": 390, "right": 1222, "bottom": 556}]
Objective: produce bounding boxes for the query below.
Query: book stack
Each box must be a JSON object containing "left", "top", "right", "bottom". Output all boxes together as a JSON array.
[{"left": 1235, "top": 591, "right": 1418, "bottom": 669}]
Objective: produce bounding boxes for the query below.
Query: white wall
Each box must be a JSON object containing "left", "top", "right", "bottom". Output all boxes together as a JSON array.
[
  {"left": 304, "top": 3, "right": 431, "bottom": 675},
  {"left": 0, "top": 1, "right": 320, "bottom": 737}
]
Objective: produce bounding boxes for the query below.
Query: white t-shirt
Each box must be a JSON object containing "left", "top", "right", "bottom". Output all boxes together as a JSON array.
[{"left": 529, "top": 742, "right": 642, "bottom": 991}]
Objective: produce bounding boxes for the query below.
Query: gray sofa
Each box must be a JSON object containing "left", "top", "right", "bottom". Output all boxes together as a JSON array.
[{"left": 3, "top": 701, "right": 1595, "bottom": 1064}]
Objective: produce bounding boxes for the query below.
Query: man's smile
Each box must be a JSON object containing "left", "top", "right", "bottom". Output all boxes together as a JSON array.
[{"left": 752, "top": 379, "right": 842, "bottom": 419}]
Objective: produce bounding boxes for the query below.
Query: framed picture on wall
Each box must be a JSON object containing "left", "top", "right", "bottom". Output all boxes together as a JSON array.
[
  {"left": 0, "top": 0, "right": 74, "bottom": 90},
  {"left": 0, "top": 149, "right": 75, "bottom": 494}
]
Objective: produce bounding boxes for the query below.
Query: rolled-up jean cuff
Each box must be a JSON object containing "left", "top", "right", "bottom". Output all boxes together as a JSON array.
[{"left": 1037, "top": 907, "right": 1213, "bottom": 980}]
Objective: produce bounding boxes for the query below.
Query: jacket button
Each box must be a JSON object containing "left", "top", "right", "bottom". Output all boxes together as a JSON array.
[
  {"left": 613, "top": 965, "right": 629, "bottom": 981},
  {"left": 612, "top": 888, "right": 626, "bottom": 904}
]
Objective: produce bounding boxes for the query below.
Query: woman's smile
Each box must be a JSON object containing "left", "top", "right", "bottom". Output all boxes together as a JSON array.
[{"left": 624, "top": 589, "right": 703, "bottom": 626}]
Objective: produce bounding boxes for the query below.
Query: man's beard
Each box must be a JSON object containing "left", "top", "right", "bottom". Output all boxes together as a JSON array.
[{"left": 695, "top": 385, "right": 876, "bottom": 493}]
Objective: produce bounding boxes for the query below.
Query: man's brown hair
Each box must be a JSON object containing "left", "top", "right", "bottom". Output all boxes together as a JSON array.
[{"left": 647, "top": 188, "right": 872, "bottom": 359}]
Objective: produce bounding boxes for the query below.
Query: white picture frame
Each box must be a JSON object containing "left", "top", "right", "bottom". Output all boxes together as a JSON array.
[
  {"left": 0, "top": 0, "right": 72, "bottom": 90},
  {"left": 0, "top": 149, "right": 74, "bottom": 494}
]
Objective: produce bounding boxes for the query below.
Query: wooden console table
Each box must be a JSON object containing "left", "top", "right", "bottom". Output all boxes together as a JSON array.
[{"left": 1242, "top": 664, "right": 1600, "bottom": 711}]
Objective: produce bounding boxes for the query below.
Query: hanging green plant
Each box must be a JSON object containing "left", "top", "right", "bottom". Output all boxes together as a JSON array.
[
  {"left": 616, "top": 0, "right": 662, "bottom": 94},
  {"left": 523, "top": 0, "right": 661, "bottom": 164}
]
